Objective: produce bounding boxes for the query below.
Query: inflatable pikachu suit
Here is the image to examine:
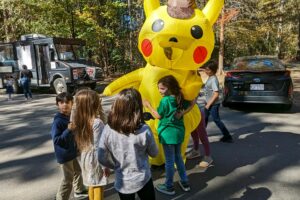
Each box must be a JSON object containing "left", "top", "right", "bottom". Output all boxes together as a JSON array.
[{"left": 103, "top": 0, "right": 224, "bottom": 165}]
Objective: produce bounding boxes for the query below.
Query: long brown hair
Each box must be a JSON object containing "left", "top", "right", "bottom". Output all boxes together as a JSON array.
[
  {"left": 73, "top": 89, "right": 105, "bottom": 151},
  {"left": 108, "top": 88, "right": 144, "bottom": 135},
  {"left": 158, "top": 75, "right": 184, "bottom": 110}
]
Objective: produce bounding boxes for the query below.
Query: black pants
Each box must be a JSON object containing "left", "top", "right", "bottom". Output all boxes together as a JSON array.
[{"left": 118, "top": 178, "right": 155, "bottom": 200}]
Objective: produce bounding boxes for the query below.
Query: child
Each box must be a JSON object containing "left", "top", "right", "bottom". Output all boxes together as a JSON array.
[
  {"left": 50, "top": 92, "right": 87, "bottom": 200},
  {"left": 143, "top": 75, "right": 193, "bottom": 195},
  {"left": 203, "top": 61, "right": 233, "bottom": 143},
  {"left": 98, "top": 88, "right": 158, "bottom": 200},
  {"left": 5, "top": 75, "right": 14, "bottom": 101},
  {"left": 186, "top": 69, "right": 213, "bottom": 169},
  {"left": 187, "top": 107, "right": 213, "bottom": 169},
  {"left": 70, "top": 89, "right": 110, "bottom": 200}
]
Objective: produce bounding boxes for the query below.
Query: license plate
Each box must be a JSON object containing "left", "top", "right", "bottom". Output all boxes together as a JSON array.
[{"left": 250, "top": 84, "right": 264, "bottom": 90}]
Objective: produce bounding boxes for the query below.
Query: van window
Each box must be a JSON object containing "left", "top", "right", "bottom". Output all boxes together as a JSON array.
[
  {"left": 0, "top": 44, "right": 15, "bottom": 62},
  {"left": 55, "top": 44, "right": 85, "bottom": 61}
]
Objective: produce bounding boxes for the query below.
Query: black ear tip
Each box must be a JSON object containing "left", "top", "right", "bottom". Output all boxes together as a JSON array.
[{"left": 143, "top": 112, "right": 155, "bottom": 121}]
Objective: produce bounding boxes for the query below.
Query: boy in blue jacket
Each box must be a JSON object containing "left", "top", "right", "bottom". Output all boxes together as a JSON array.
[{"left": 51, "top": 92, "right": 87, "bottom": 200}]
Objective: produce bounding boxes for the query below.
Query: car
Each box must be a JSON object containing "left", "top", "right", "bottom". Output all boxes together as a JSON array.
[{"left": 222, "top": 56, "right": 293, "bottom": 109}]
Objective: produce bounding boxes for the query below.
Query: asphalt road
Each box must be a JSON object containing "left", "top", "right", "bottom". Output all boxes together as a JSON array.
[{"left": 0, "top": 71, "right": 299, "bottom": 200}]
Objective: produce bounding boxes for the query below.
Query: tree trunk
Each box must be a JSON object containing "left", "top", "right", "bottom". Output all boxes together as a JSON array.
[
  {"left": 2, "top": 1, "right": 9, "bottom": 42},
  {"left": 297, "top": 14, "right": 300, "bottom": 61},
  {"left": 276, "top": 0, "right": 284, "bottom": 59}
]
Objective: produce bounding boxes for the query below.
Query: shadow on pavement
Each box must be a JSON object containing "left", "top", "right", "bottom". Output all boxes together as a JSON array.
[{"left": 147, "top": 122, "right": 300, "bottom": 200}]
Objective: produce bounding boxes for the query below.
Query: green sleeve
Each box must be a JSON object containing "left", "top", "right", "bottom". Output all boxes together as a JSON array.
[{"left": 157, "top": 98, "right": 167, "bottom": 118}]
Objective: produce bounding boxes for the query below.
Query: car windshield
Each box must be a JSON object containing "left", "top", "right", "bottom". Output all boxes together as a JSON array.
[
  {"left": 55, "top": 44, "right": 86, "bottom": 61},
  {"left": 231, "top": 58, "right": 285, "bottom": 71}
]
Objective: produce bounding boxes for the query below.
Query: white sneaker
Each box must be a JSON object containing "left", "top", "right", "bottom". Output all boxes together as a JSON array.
[
  {"left": 74, "top": 190, "right": 88, "bottom": 198},
  {"left": 186, "top": 149, "right": 201, "bottom": 159},
  {"left": 199, "top": 156, "right": 213, "bottom": 168}
]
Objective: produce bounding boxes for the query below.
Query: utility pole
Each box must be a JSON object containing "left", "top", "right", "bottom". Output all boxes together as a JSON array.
[
  {"left": 218, "top": 8, "right": 225, "bottom": 75},
  {"left": 217, "top": 7, "right": 239, "bottom": 75}
]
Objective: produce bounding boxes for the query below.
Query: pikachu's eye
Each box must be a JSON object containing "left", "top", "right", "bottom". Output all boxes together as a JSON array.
[
  {"left": 152, "top": 19, "right": 164, "bottom": 32},
  {"left": 191, "top": 25, "right": 203, "bottom": 39}
]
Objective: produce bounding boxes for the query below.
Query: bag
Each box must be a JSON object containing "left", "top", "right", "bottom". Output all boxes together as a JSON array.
[{"left": 20, "top": 77, "right": 29, "bottom": 86}]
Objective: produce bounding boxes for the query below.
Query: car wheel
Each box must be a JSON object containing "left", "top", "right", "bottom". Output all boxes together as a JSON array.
[
  {"left": 222, "top": 100, "right": 229, "bottom": 107},
  {"left": 90, "top": 82, "right": 96, "bottom": 90},
  {"left": 53, "top": 78, "right": 67, "bottom": 94}
]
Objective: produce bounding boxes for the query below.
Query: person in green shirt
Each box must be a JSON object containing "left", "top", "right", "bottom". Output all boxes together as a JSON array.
[{"left": 143, "top": 75, "right": 195, "bottom": 195}]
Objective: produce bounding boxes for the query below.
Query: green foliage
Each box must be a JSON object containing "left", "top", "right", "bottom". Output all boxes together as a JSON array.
[
  {"left": 223, "top": 0, "right": 299, "bottom": 62},
  {"left": 0, "top": 0, "right": 299, "bottom": 75}
]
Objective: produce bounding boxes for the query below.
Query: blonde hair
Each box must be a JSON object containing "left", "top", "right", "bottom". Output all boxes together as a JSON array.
[{"left": 73, "top": 89, "right": 105, "bottom": 151}]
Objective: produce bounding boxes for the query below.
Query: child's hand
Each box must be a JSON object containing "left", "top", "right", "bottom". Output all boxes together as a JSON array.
[
  {"left": 174, "top": 110, "right": 184, "bottom": 119},
  {"left": 143, "top": 100, "right": 150, "bottom": 108},
  {"left": 68, "top": 122, "right": 76, "bottom": 131},
  {"left": 104, "top": 168, "right": 110, "bottom": 177}
]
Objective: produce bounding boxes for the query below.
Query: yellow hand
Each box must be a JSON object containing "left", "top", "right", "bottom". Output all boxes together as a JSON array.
[{"left": 103, "top": 68, "right": 144, "bottom": 96}]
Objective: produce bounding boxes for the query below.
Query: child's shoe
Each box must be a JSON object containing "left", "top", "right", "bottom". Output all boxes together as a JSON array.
[
  {"left": 220, "top": 135, "right": 233, "bottom": 143},
  {"left": 74, "top": 190, "right": 88, "bottom": 198},
  {"left": 199, "top": 156, "right": 213, "bottom": 168},
  {"left": 178, "top": 181, "right": 190, "bottom": 192},
  {"left": 155, "top": 183, "right": 175, "bottom": 195}
]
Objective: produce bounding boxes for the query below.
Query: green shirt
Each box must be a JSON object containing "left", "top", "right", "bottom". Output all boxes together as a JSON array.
[{"left": 157, "top": 96, "right": 190, "bottom": 144}]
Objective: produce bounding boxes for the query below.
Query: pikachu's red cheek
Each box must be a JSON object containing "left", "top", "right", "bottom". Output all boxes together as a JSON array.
[
  {"left": 193, "top": 46, "right": 207, "bottom": 64},
  {"left": 141, "top": 39, "right": 153, "bottom": 57}
]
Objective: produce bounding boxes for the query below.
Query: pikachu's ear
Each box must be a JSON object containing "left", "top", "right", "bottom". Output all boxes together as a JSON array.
[
  {"left": 144, "top": 0, "right": 160, "bottom": 18},
  {"left": 202, "top": 0, "right": 224, "bottom": 25}
]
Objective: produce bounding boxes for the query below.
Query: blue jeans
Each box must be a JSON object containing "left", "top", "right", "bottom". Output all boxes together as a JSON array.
[
  {"left": 204, "top": 104, "right": 230, "bottom": 137},
  {"left": 22, "top": 79, "right": 32, "bottom": 99},
  {"left": 163, "top": 144, "right": 188, "bottom": 188}
]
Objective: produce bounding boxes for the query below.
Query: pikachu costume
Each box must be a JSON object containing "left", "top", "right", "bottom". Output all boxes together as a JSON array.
[{"left": 103, "top": 0, "right": 224, "bottom": 165}]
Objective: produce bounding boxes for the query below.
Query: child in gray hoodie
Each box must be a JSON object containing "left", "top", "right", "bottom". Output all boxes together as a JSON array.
[{"left": 98, "top": 88, "right": 158, "bottom": 200}]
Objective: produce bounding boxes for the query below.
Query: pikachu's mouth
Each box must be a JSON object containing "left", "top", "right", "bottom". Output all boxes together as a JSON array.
[{"left": 163, "top": 47, "right": 183, "bottom": 60}]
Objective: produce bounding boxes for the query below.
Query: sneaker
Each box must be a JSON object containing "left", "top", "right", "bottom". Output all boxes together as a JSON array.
[
  {"left": 220, "top": 135, "right": 233, "bottom": 143},
  {"left": 199, "top": 156, "right": 213, "bottom": 168},
  {"left": 186, "top": 149, "right": 201, "bottom": 159},
  {"left": 178, "top": 181, "right": 190, "bottom": 192},
  {"left": 74, "top": 190, "right": 88, "bottom": 198},
  {"left": 155, "top": 184, "right": 175, "bottom": 195}
]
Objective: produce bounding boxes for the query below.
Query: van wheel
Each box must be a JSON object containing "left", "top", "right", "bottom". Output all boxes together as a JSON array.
[
  {"left": 282, "top": 103, "right": 292, "bottom": 111},
  {"left": 53, "top": 78, "right": 67, "bottom": 94}
]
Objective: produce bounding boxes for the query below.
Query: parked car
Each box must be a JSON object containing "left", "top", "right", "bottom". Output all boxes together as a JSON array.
[{"left": 222, "top": 56, "right": 293, "bottom": 109}]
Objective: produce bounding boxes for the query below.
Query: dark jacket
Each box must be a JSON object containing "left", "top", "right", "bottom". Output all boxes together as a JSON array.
[{"left": 51, "top": 112, "right": 77, "bottom": 164}]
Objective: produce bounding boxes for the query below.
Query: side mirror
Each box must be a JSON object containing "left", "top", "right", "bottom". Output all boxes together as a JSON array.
[{"left": 50, "top": 49, "right": 55, "bottom": 61}]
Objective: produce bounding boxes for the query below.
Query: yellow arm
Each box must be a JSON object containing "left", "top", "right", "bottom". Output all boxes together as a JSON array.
[{"left": 103, "top": 68, "right": 144, "bottom": 96}]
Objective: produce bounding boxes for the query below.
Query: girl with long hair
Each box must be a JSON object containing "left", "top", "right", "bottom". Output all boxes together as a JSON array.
[
  {"left": 143, "top": 75, "right": 195, "bottom": 195},
  {"left": 98, "top": 88, "right": 158, "bottom": 200},
  {"left": 70, "top": 89, "right": 109, "bottom": 200}
]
